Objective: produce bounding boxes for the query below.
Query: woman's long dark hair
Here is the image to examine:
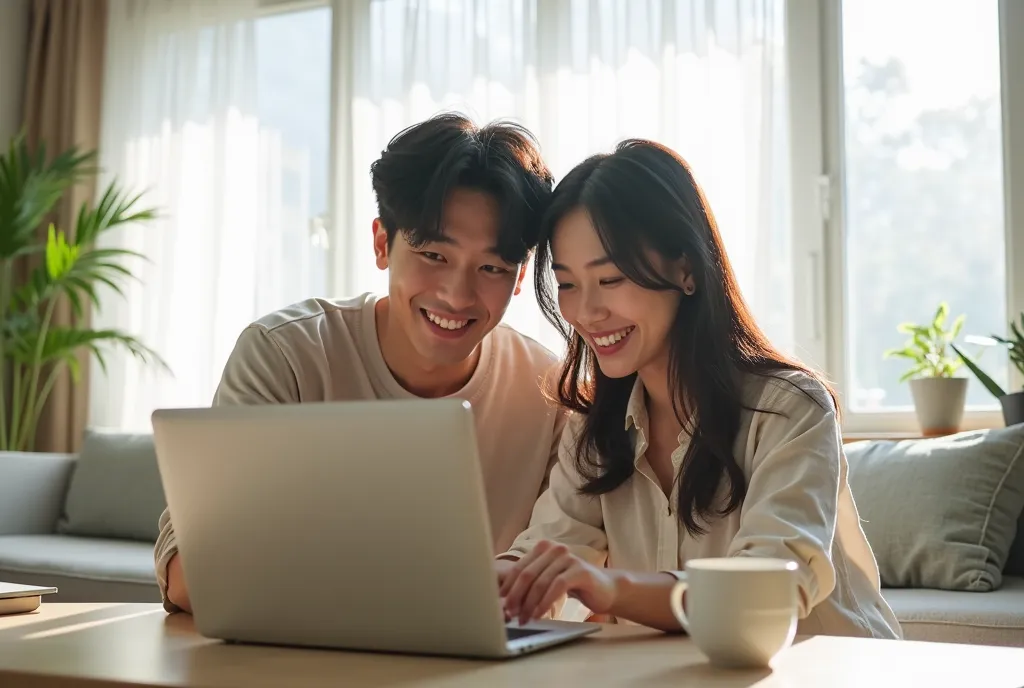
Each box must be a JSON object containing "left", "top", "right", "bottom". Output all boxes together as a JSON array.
[{"left": 536, "top": 140, "right": 837, "bottom": 536}]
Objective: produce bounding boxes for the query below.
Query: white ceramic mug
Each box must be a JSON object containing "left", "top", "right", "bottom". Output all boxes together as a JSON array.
[{"left": 669, "top": 557, "right": 799, "bottom": 669}]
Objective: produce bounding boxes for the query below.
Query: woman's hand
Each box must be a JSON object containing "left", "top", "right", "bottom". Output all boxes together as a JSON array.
[{"left": 498, "top": 540, "right": 617, "bottom": 625}]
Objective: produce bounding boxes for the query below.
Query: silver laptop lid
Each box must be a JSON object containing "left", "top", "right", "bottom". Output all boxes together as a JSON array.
[{"left": 152, "top": 399, "right": 510, "bottom": 656}]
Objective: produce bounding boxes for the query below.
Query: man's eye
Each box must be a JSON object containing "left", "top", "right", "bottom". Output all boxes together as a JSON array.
[
  {"left": 420, "top": 252, "right": 445, "bottom": 262},
  {"left": 481, "top": 265, "right": 510, "bottom": 274}
]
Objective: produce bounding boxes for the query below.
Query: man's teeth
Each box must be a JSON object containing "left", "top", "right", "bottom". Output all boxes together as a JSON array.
[
  {"left": 594, "top": 327, "right": 635, "bottom": 347},
  {"left": 426, "top": 311, "right": 470, "bottom": 330}
]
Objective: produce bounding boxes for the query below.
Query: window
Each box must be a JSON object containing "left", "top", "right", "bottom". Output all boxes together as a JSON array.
[
  {"left": 255, "top": 5, "right": 332, "bottom": 310},
  {"left": 838, "top": 0, "right": 1006, "bottom": 415},
  {"left": 797, "top": 0, "right": 1022, "bottom": 433},
  {"left": 91, "top": 0, "right": 1024, "bottom": 434}
]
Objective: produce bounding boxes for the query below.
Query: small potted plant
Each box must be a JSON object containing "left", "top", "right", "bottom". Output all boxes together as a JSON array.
[
  {"left": 884, "top": 302, "right": 968, "bottom": 436},
  {"left": 952, "top": 313, "right": 1024, "bottom": 427}
]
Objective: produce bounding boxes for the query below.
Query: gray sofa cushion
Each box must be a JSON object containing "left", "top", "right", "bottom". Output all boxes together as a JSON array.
[
  {"left": 58, "top": 430, "right": 166, "bottom": 542},
  {"left": 846, "top": 425, "right": 1024, "bottom": 591},
  {"left": 883, "top": 576, "right": 1024, "bottom": 647},
  {"left": 0, "top": 452, "right": 74, "bottom": 535},
  {"left": 1006, "top": 508, "right": 1024, "bottom": 576},
  {"left": 0, "top": 534, "right": 159, "bottom": 603}
]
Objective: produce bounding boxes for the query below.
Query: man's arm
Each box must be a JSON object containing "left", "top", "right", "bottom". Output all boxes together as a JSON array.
[{"left": 158, "top": 325, "right": 299, "bottom": 614}]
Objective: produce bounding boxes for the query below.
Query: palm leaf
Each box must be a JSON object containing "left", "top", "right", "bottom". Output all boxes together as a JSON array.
[
  {"left": 17, "top": 327, "right": 169, "bottom": 374},
  {"left": 74, "top": 182, "right": 159, "bottom": 246},
  {"left": 0, "top": 134, "right": 96, "bottom": 259}
]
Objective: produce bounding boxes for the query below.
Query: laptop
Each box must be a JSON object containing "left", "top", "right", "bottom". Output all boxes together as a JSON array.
[
  {"left": 151, "top": 398, "right": 599, "bottom": 659},
  {"left": 0, "top": 582, "right": 57, "bottom": 616}
]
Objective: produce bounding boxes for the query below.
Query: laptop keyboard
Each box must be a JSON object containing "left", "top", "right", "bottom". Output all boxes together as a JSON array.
[{"left": 506, "top": 627, "right": 547, "bottom": 641}]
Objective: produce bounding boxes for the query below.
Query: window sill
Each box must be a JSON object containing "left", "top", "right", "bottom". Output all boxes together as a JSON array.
[{"left": 841, "top": 431, "right": 931, "bottom": 443}]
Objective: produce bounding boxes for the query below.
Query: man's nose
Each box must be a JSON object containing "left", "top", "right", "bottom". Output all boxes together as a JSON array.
[{"left": 437, "top": 271, "right": 477, "bottom": 313}]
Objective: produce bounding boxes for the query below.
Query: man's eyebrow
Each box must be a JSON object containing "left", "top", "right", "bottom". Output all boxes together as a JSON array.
[{"left": 425, "top": 234, "right": 512, "bottom": 262}]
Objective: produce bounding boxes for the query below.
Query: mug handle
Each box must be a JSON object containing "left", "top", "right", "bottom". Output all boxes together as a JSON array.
[{"left": 669, "top": 579, "right": 690, "bottom": 632}]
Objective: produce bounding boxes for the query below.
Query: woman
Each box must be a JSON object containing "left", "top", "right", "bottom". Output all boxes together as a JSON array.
[{"left": 496, "top": 140, "right": 901, "bottom": 639}]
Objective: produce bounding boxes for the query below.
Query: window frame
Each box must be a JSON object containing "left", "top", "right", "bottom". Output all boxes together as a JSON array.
[{"left": 790, "top": 0, "right": 1024, "bottom": 436}]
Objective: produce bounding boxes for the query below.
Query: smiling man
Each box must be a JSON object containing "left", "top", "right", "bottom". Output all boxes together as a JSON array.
[{"left": 154, "top": 113, "right": 565, "bottom": 614}]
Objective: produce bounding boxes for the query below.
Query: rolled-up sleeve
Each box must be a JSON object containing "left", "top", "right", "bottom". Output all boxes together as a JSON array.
[
  {"left": 722, "top": 381, "right": 842, "bottom": 617},
  {"left": 154, "top": 325, "right": 299, "bottom": 612}
]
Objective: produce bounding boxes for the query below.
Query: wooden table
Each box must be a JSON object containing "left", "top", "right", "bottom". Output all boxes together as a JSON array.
[{"left": 1, "top": 604, "right": 1024, "bottom": 687}]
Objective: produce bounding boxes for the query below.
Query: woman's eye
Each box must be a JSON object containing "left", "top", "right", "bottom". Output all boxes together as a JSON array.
[
  {"left": 556, "top": 283, "right": 574, "bottom": 291},
  {"left": 599, "top": 277, "right": 625, "bottom": 286},
  {"left": 481, "top": 265, "right": 510, "bottom": 275}
]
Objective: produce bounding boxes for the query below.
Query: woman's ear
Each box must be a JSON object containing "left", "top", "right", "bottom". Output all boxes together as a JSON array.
[{"left": 679, "top": 256, "right": 696, "bottom": 295}]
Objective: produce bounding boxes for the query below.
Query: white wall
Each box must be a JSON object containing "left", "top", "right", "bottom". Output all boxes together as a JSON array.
[{"left": 0, "top": 0, "right": 30, "bottom": 144}]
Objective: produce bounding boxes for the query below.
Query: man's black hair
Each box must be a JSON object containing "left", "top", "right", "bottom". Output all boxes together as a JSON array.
[{"left": 370, "top": 112, "right": 554, "bottom": 264}]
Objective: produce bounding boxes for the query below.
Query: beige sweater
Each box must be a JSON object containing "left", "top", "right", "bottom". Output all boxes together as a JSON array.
[
  {"left": 154, "top": 293, "right": 565, "bottom": 612},
  {"left": 501, "top": 370, "right": 903, "bottom": 639}
]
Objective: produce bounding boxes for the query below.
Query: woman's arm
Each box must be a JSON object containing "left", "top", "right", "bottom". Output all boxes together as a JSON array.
[
  {"left": 499, "top": 541, "right": 684, "bottom": 631},
  {"left": 721, "top": 378, "right": 844, "bottom": 616}
]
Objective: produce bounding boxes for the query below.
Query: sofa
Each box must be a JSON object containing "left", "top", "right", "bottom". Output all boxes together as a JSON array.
[
  {"left": 0, "top": 429, "right": 1022, "bottom": 646},
  {"left": 0, "top": 432, "right": 162, "bottom": 603}
]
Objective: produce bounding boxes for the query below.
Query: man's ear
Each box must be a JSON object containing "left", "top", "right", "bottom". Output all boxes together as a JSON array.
[
  {"left": 513, "top": 262, "right": 528, "bottom": 296},
  {"left": 372, "top": 219, "right": 389, "bottom": 270}
]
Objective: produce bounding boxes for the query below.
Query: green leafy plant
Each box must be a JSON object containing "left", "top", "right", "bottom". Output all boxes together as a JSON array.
[
  {"left": 951, "top": 313, "right": 1024, "bottom": 399},
  {"left": 0, "top": 133, "right": 167, "bottom": 451},
  {"left": 883, "top": 302, "right": 965, "bottom": 382}
]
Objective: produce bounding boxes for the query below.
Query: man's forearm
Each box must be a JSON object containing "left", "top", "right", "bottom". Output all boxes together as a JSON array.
[
  {"left": 607, "top": 570, "right": 684, "bottom": 632},
  {"left": 165, "top": 553, "right": 193, "bottom": 614}
]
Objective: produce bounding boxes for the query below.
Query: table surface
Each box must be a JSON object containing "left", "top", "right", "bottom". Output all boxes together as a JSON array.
[{"left": 1, "top": 603, "right": 1024, "bottom": 687}]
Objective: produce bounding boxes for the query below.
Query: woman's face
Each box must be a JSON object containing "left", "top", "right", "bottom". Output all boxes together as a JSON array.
[{"left": 551, "top": 207, "right": 683, "bottom": 380}]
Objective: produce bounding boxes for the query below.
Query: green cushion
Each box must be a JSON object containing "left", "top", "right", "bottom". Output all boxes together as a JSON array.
[
  {"left": 846, "top": 425, "right": 1024, "bottom": 591},
  {"left": 58, "top": 430, "right": 166, "bottom": 542}
]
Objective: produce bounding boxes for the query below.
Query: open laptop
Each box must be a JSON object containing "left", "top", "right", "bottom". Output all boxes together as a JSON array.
[{"left": 151, "top": 399, "right": 599, "bottom": 659}]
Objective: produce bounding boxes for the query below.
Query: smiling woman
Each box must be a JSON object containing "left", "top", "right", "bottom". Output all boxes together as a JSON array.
[{"left": 495, "top": 139, "right": 902, "bottom": 641}]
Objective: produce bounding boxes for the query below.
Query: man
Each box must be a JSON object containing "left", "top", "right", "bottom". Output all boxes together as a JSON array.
[{"left": 154, "top": 113, "right": 565, "bottom": 614}]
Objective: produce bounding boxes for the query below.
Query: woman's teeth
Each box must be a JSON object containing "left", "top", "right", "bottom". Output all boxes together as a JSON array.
[{"left": 594, "top": 326, "right": 635, "bottom": 347}]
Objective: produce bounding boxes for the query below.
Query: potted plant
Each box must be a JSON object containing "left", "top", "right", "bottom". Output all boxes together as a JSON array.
[
  {"left": 952, "top": 313, "right": 1024, "bottom": 428},
  {"left": 0, "top": 133, "right": 167, "bottom": 451},
  {"left": 883, "top": 302, "right": 968, "bottom": 436}
]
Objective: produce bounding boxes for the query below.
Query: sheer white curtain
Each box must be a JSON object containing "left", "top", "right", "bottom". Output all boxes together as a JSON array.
[
  {"left": 339, "top": 0, "right": 792, "bottom": 355},
  {"left": 90, "top": 0, "right": 792, "bottom": 431},
  {"left": 91, "top": 0, "right": 279, "bottom": 431}
]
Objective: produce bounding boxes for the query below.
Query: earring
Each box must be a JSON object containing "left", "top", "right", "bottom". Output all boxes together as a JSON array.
[{"left": 683, "top": 283, "right": 695, "bottom": 295}]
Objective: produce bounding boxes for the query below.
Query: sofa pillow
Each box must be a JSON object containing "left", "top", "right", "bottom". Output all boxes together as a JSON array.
[
  {"left": 58, "top": 430, "right": 167, "bottom": 542},
  {"left": 846, "top": 425, "right": 1024, "bottom": 591},
  {"left": 1006, "top": 506, "right": 1024, "bottom": 576}
]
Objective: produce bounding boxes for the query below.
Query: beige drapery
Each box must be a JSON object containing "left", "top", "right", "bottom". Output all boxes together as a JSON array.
[{"left": 19, "top": 0, "right": 108, "bottom": 453}]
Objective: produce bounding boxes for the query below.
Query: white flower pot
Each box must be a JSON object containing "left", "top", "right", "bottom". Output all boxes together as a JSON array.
[{"left": 909, "top": 377, "right": 968, "bottom": 437}]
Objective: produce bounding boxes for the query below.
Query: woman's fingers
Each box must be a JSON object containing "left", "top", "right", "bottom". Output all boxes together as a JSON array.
[
  {"left": 502, "top": 542, "right": 564, "bottom": 618},
  {"left": 499, "top": 546, "right": 545, "bottom": 597},
  {"left": 532, "top": 570, "right": 578, "bottom": 622},
  {"left": 518, "top": 556, "right": 573, "bottom": 624}
]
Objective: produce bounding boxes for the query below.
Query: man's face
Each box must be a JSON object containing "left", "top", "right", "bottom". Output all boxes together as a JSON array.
[{"left": 373, "top": 187, "right": 527, "bottom": 368}]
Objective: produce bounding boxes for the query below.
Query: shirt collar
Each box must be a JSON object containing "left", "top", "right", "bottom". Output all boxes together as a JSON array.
[
  {"left": 624, "top": 376, "right": 648, "bottom": 432},
  {"left": 624, "top": 376, "right": 695, "bottom": 457}
]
